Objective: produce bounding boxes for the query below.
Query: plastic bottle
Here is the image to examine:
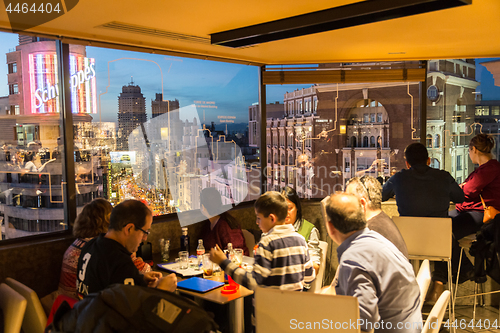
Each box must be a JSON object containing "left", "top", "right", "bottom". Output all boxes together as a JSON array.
[
  {"left": 180, "top": 227, "right": 190, "bottom": 253},
  {"left": 227, "top": 242, "right": 235, "bottom": 263},
  {"left": 196, "top": 239, "right": 205, "bottom": 270}
]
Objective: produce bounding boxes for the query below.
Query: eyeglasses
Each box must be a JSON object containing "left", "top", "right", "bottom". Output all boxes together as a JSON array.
[{"left": 135, "top": 226, "right": 150, "bottom": 237}]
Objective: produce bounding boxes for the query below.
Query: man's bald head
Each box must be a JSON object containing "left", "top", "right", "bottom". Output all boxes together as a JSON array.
[{"left": 325, "top": 193, "right": 366, "bottom": 234}]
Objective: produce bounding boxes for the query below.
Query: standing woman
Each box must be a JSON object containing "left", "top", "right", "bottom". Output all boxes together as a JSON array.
[
  {"left": 281, "top": 186, "right": 321, "bottom": 274},
  {"left": 429, "top": 134, "right": 500, "bottom": 302}
]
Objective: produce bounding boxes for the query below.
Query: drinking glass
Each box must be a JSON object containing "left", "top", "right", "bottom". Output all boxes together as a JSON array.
[
  {"left": 234, "top": 248, "right": 243, "bottom": 266},
  {"left": 202, "top": 254, "right": 213, "bottom": 279},
  {"left": 179, "top": 251, "right": 188, "bottom": 269}
]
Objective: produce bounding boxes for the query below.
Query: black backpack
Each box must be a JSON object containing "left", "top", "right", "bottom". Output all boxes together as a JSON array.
[{"left": 46, "top": 284, "right": 218, "bottom": 333}]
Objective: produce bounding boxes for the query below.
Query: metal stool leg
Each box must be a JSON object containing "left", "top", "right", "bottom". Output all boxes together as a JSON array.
[{"left": 448, "top": 259, "right": 456, "bottom": 333}]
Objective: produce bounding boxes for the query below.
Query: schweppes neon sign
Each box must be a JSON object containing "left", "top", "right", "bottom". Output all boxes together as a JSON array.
[{"left": 29, "top": 53, "right": 97, "bottom": 114}]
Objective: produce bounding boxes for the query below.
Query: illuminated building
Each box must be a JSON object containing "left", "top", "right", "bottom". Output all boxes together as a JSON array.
[
  {"left": 263, "top": 61, "right": 478, "bottom": 198},
  {"left": 0, "top": 35, "right": 98, "bottom": 239},
  {"left": 117, "top": 82, "right": 146, "bottom": 151},
  {"left": 4, "top": 35, "right": 96, "bottom": 148}
]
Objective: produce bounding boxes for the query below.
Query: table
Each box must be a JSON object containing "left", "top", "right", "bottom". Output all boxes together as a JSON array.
[{"left": 154, "top": 254, "right": 253, "bottom": 333}]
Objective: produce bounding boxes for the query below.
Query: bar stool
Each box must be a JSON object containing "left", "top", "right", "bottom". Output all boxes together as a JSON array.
[{"left": 455, "top": 233, "right": 500, "bottom": 325}]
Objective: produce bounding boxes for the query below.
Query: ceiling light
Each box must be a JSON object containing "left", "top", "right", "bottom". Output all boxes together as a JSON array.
[{"left": 211, "top": 0, "right": 471, "bottom": 48}]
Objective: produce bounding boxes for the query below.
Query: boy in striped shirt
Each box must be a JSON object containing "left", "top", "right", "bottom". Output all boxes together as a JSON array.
[{"left": 210, "top": 191, "right": 316, "bottom": 290}]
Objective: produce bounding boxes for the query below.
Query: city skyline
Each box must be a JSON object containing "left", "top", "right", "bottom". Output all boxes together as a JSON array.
[{"left": 2, "top": 31, "right": 500, "bottom": 126}]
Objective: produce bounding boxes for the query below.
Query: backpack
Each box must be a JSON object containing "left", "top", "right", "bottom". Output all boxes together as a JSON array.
[{"left": 45, "top": 284, "right": 218, "bottom": 333}]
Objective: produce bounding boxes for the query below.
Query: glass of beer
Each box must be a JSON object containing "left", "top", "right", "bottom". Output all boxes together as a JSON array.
[{"left": 202, "top": 254, "right": 213, "bottom": 279}]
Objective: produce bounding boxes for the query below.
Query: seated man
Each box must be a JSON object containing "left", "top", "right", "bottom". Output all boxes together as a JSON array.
[
  {"left": 382, "top": 142, "right": 464, "bottom": 217},
  {"left": 324, "top": 193, "right": 421, "bottom": 332},
  {"left": 77, "top": 199, "right": 176, "bottom": 298},
  {"left": 210, "top": 191, "right": 315, "bottom": 291},
  {"left": 346, "top": 175, "right": 408, "bottom": 259}
]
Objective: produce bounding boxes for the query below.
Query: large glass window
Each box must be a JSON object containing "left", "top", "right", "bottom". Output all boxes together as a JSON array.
[{"left": 0, "top": 31, "right": 259, "bottom": 241}]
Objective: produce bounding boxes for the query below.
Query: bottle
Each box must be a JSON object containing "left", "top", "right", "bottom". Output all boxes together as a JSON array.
[
  {"left": 227, "top": 242, "right": 235, "bottom": 263},
  {"left": 180, "top": 227, "right": 190, "bottom": 253},
  {"left": 196, "top": 239, "right": 205, "bottom": 270}
]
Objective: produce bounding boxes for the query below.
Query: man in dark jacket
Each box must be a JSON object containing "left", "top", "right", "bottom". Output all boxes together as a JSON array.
[{"left": 382, "top": 142, "right": 464, "bottom": 217}]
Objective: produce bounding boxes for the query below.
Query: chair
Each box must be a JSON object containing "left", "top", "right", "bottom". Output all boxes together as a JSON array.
[
  {"left": 422, "top": 290, "right": 450, "bottom": 333},
  {"left": 392, "top": 216, "right": 454, "bottom": 330},
  {"left": 255, "top": 286, "right": 360, "bottom": 333},
  {"left": 242, "top": 229, "right": 256, "bottom": 257},
  {"left": 5, "top": 277, "right": 48, "bottom": 333},
  {"left": 416, "top": 259, "right": 431, "bottom": 310},
  {"left": 309, "top": 240, "right": 328, "bottom": 293},
  {"left": 0, "top": 283, "right": 27, "bottom": 333}
]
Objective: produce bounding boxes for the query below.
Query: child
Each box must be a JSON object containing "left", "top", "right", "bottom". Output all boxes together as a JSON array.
[{"left": 210, "top": 191, "right": 315, "bottom": 291}]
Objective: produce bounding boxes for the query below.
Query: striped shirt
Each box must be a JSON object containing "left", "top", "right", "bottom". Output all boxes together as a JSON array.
[{"left": 220, "top": 224, "right": 315, "bottom": 291}]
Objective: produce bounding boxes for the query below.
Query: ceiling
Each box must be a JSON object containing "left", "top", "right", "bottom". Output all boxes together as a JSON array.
[{"left": 0, "top": 0, "right": 499, "bottom": 66}]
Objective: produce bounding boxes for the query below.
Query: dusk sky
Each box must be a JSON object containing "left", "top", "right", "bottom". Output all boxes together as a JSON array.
[{"left": 1, "top": 31, "right": 499, "bottom": 125}]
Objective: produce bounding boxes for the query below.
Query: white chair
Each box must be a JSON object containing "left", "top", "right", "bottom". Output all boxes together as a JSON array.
[
  {"left": 255, "top": 286, "right": 360, "bottom": 333},
  {"left": 0, "top": 283, "right": 27, "bottom": 333},
  {"left": 309, "top": 240, "right": 328, "bottom": 293},
  {"left": 422, "top": 290, "right": 450, "bottom": 333},
  {"left": 392, "top": 216, "right": 454, "bottom": 330},
  {"left": 241, "top": 229, "right": 256, "bottom": 258},
  {"left": 5, "top": 277, "right": 48, "bottom": 333},
  {"left": 416, "top": 259, "right": 431, "bottom": 310}
]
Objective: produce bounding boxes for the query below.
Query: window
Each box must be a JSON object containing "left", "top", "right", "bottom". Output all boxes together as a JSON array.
[
  {"left": 426, "top": 134, "right": 432, "bottom": 148},
  {"left": 492, "top": 106, "right": 500, "bottom": 116},
  {"left": 377, "top": 113, "right": 383, "bottom": 123},
  {"left": 370, "top": 113, "right": 375, "bottom": 122},
  {"left": 457, "top": 155, "right": 462, "bottom": 171},
  {"left": 363, "top": 113, "right": 369, "bottom": 123},
  {"left": 434, "top": 134, "right": 440, "bottom": 148},
  {"left": 0, "top": 32, "right": 260, "bottom": 242},
  {"left": 8, "top": 62, "right": 17, "bottom": 73},
  {"left": 8, "top": 84, "right": 18, "bottom": 95}
]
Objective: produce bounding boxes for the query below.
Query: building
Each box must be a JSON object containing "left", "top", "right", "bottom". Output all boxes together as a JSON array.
[
  {"left": 0, "top": 35, "right": 98, "bottom": 239},
  {"left": 117, "top": 82, "right": 146, "bottom": 151},
  {"left": 248, "top": 101, "right": 285, "bottom": 147},
  {"left": 262, "top": 61, "right": 478, "bottom": 198},
  {"left": 475, "top": 100, "right": 500, "bottom": 161},
  {"left": 151, "top": 93, "right": 179, "bottom": 119}
]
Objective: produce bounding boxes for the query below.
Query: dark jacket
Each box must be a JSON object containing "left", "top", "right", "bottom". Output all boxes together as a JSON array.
[
  {"left": 382, "top": 164, "right": 464, "bottom": 217},
  {"left": 47, "top": 284, "right": 218, "bottom": 333}
]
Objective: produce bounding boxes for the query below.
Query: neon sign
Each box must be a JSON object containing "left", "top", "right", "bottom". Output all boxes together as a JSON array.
[{"left": 29, "top": 53, "right": 97, "bottom": 114}]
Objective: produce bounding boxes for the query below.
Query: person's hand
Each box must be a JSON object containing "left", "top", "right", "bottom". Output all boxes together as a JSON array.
[
  {"left": 210, "top": 244, "right": 227, "bottom": 265},
  {"left": 157, "top": 273, "right": 177, "bottom": 292},
  {"left": 143, "top": 271, "right": 162, "bottom": 288}
]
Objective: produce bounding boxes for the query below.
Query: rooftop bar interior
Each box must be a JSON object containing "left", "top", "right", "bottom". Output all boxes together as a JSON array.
[{"left": 1, "top": 0, "right": 500, "bottom": 332}]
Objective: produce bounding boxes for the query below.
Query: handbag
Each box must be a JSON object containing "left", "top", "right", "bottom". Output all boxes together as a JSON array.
[{"left": 480, "top": 194, "right": 500, "bottom": 224}]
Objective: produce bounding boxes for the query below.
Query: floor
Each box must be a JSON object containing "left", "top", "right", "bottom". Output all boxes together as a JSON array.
[{"left": 423, "top": 301, "right": 500, "bottom": 333}]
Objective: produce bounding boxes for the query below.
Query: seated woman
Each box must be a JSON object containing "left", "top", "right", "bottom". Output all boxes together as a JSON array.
[
  {"left": 281, "top": 186, "right": 321, "bottom": 274},
  {"left": 429, "top": 133, "right": 500, "bottom": 303},
  {"left": 58, "top": 198, "right": 151, "bottom": 300},
  {"left": 200, "top": 187, "right": 248, "bottom": 255}
]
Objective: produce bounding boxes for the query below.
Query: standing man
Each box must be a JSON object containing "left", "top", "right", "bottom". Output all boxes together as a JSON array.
[
  {"left": 324, "top": 193, "right": 421, "bottom": 332},
  {"left": 382, "top": 142, "right": 464, "bottom": 217},
  {"left": 346, "top": 175, "right": 408, "bottom": 259},
  {"left": 77, "top": 199, "right": 176, "bottom": 298}
]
